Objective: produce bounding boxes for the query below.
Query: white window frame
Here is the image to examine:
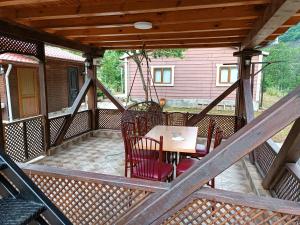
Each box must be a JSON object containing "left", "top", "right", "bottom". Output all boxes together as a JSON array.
[
  {"left": 216, "top": 64, "right": 239, "bottom": 87},
  {"left": 151, "top": 65, "right": 175, "bottom": 87}
]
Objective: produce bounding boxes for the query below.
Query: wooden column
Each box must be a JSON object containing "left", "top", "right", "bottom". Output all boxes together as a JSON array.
[
  {"left": 85, "top": 56, "right": 98, "bottom": 130},
  {"left": 37, "top": 43, "right": 50, "bottom": 151},
  {"left": 263, "top": 117, "right": 300, "bottom": 189},
  {"left": 234, "top": 49, "right": 262, "bottom": 163}
]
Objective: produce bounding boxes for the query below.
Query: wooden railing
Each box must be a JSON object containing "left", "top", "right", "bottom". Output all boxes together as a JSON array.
[
  {"left": 253, "top": 140, "right": 279, "bottom": 177},
  {"left": 21, "top": 164, "right": 169, "bottom": 225},
  {"left": 20, "top": 163, "right": 300, "bottom": 225},
  {"left": 96, "top": 108, "right": 240, "bottom": 139},
  {"left": 3, "top": 115, "right": 45, "bottom": 162},
  {"left": 49, "top": 109, "right": 92, "bottom": 146}
]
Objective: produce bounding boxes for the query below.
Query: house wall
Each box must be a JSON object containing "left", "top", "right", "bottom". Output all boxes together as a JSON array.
[
  {"left": 1, "top": 58, "right": 84, "bottom": 120},
  {"left": 126, "top": 47, "right": 261, "bottom": 109}
]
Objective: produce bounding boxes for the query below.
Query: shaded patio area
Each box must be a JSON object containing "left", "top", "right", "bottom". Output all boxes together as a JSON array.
[{"left": 33, "top": 129, "right": 254, "bottom": 194}]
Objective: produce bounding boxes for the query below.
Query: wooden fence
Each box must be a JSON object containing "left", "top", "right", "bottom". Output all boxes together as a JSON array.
[
  {"left": 21, "top": 164, "right": 300, "bottom": 225},
  {"left": 96, "top": 108, "right": 240, "bottom": 138}
]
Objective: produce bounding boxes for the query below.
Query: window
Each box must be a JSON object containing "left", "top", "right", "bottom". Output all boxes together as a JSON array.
[
  {"left": 152, "top": 66, "right": 174, "bottom": 86},
  {"left": 216, "top": 65, "right": 238, "bottom": 86}
]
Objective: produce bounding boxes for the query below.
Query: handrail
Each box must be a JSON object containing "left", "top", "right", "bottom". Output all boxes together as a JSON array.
[
  {"left": 3, "top": 115, "right": 44, "bottom": 125},
  {"left": 119, "top": 85, "right": 300, "bottom": 225},
  {"left": 20, "top": 163, "right": 170, "bottom": 192}
]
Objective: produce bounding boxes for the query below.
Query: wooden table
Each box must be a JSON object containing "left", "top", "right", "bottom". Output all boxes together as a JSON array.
[{"left": 145, "top": 125, "right": 198, "bottom": 153}]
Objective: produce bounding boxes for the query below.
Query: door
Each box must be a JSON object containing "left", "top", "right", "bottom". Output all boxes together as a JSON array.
[
  {"left": 17, "top": 67, "right": 40, "bottom": 118},
  {"left": 68, "top": 67, "right": 79, "bottom": 107}
]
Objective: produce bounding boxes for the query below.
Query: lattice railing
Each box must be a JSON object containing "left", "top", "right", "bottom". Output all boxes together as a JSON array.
[
  {"left": 3, "top": 116, "right": 45, "bottom": 162},
  {"left": 21, "top": 164, "right": 168, "bottom": 225},
  {"left": 271, "top": 163, "right": 300, "bottom": 202},
  {"left": 49, "top": 110, "right": 92, "bottom": 146},
  {"left": 96, "top": 108, "right": 239, "bottom": 139},
  {"left": 253, "top": 140, "right": 279, "bottom": 177},
  {"left": 160, "top": 188, "right": 300, "bottom": 225}
]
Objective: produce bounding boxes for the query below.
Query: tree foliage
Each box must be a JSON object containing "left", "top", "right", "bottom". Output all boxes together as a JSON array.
[
  {"left": 262, "top": 42, "right": 300, "bottom": 94},
  {"left": 279, "top": 22, "right": 300, "bottom": 42}
]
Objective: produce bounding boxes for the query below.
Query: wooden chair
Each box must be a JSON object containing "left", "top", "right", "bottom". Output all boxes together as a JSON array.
[
  {"left": 121, "top": 122, "right": 136, "bottom": 177},
  {"left": 127, "top": 136, "right": 173, "bottom": 182},
  {"left": 176, "top": 127, "right": 224, "bottom": 188},
  {"left": 166, "top": 112, "right": 189, "bottom": 126},
  {"left": 190, "top": 118, "right": 216, "bottom": 158},
  {"left": 136, "top": 115, "right": 149, "bottom": 136}
]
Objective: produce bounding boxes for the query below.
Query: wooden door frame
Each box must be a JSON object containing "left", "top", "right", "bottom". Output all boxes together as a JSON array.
[
  {"left": 17, "top": 66, "right": 40, "bottom": 118},
  {"left": 67, "top": 66, "right": 79, "bottom": 107}
]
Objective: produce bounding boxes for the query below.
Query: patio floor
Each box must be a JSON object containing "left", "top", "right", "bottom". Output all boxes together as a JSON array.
[{"left": 33, "top": 130, "right": 254, "bottom": 194}]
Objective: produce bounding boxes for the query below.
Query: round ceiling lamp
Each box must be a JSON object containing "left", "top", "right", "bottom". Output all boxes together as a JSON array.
[{"left": 134, "top": 21, "right": 152, "bottom": 30}]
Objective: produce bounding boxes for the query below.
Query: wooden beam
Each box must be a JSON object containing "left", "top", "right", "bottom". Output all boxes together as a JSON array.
[
  {"left": 187, "top": 80, "right": 240, "bottom": 126},
  {"left": 54, "top": 20, "right": 255, "bottom": 38},
  {"left": 0, "top": 19, "right": 99, "bottom": 53},
  {"left": 53, "top": 77, "right": 92, "bottom": 145},
  {"left": 94, "top": 78, "right": 125, "bottom": 113},
  {"left": 76, "top": 30, "right": 250, "bottom": 43},
  {"left": 27, "top": 5, "right": 263, "bottom": 30},
  {"left": 119, "top": 84, "right": 300, "bottom": 225},
  {"left": 3, "top": 0, "right": 270, "bottom": 21},
  {"left": 0, "top": 0, "right": 59, "bottom": 7},
  {"left": 89, "top": 37, "right": 243, "bottom": 47},
  {"left": 262, "top": 117, "right": 300, "bottom": 189},
  {"left": 243, "top": 79, "right": 255, "bottom": 122},
  {"left": 104, "top": 43, "right": 241, "bottom": 50},
  {"left": 37, "top": 43, "right": 50, "bottom": 150},
  {"left": 241, "top": 0, "right": 300, "bottom": 48}
]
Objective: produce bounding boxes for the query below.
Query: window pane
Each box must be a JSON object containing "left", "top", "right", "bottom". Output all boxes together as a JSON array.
[
  {"left": 163, "top": 68, "right": 171, "bottom": 83},
  {"left": 154, "top": 69, "right": 161, "bottom": 83},
  {"left": 230, "top": 67, "right": 238, "bottom": 82},
  {"left": 220, "top": 68, "right": 229, "bottom": 83}
]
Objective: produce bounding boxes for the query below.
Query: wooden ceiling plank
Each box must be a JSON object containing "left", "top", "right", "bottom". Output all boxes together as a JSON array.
[
  {"left": 0, "top": 19, "right": 99, "bottom": 53},
  {"left": 0, "top": 0, "right": 60, "bottom": 7},
  {"left": 104, "top": 43, "right": 241, "bottom": 50},
  {"left": 241, "top": 0, "right": 300, "bottom": 48},
  {"left": 75, "top": 30, "right": 250, "bottom": 42},
  {"left": 55, "top": 20, "right": 255, "bottom": 37},
  {"left": 2, "top": 0, "right": 270, "bottom": 20},
  {"left": 85, "top": 37, "right": 243, "bottom": 46},
  {"left": 26, "top": 5, "right": 264, "bottom": 30}
]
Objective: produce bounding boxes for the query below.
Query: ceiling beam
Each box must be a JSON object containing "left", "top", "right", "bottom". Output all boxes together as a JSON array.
[
  {"left": 55, "top": 20, "right": 255, "bottom": 38},
  {"left": 0, "top": 0, "right": 59, "bottom": 7},
  {"left": 241, "top": 0, "right": 300, "bottom": 49},
  {"left": 75, "top": 30, "right": 249, "bottom": 43},
  {"left": 24, "top": 5, "right": 264, "bottom": 30},
  {"left": 1, "top": 0, "right": 270, "bottom": 21},
  {"left": 0, "top": 19, "right": 100, "bottom": 53},
  {"left": 103, "top": 43, "right": 241, "bottom": 50}
]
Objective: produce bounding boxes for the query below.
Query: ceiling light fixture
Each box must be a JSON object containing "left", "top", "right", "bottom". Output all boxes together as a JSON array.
[{"left": 134, "top": 21, "right": 152, "bottom": 30}]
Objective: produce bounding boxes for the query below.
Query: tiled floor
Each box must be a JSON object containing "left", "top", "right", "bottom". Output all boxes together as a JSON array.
[{"left": 33, "top": 130, "right": 253, "bottom": 194}]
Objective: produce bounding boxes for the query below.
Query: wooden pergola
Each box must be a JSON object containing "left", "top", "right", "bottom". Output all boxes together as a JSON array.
[{"left": 0, "top": 1, "right": 300, "bottom": 224}]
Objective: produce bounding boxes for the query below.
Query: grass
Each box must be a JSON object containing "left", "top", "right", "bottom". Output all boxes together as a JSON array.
[{"left": 163, "top": 92, "right": 291, "bottom": 143}]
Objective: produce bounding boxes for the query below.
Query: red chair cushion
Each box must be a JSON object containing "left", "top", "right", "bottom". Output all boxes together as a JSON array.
[
  {"left": 133, "top": 161, "right": 173, "bottom": 181},
  {"left": 176, "top": 158, "right": 198, "bottom": 176}
]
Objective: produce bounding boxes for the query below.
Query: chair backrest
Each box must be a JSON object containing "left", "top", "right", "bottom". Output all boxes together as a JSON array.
[
  {"left": 206, "top": 119, "right": 216, "bottom": 152},
  {"left": 213, "top": 127, "right": 224, "bottom": 148},
  {"left": 166, "top": 112, "right": 189, "bottom": 126},
  {"left": 136, "top": 116, "right": 149, "bottom": 136},
  {"left": 127, "top": 136, "right": 163, "bottom": 181},
  {"left": 121, "top": 122, "right": 136, "bottom": 155}
]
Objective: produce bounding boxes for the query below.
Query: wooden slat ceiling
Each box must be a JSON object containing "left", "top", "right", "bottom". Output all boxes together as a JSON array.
[{"left": 0, "top": 0, "right": 299, "bottom": 50}]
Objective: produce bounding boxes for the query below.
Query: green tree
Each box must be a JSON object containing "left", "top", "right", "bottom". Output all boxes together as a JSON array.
[{"left": 262, "top": 42, "right": 300, "bottom": 94}]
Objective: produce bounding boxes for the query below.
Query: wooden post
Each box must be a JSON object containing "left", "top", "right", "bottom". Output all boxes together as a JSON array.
[
  {"left": 85, "top": 56, "right": 98, "bottom": 131},
  {"left": 37, "top": 43, "right": 50, "bottom": 151},
  {"left": 262, "top": 117, "right": 300, "bottom": 189}
]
